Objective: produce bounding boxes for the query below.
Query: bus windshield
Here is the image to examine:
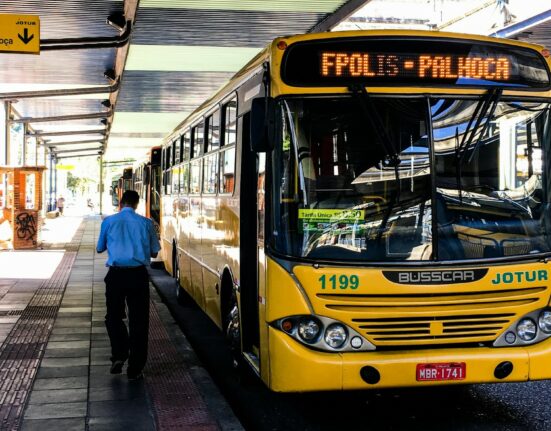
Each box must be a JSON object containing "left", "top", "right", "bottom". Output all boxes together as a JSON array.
[{"left": 270, "top": 96, "right": 551, "bottom": 262}]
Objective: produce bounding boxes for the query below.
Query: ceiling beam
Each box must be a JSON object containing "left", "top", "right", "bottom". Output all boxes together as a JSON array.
[
  {"left": 0, "top": 81, "right": 119, "bottom": 101},
  {"left": 57, "top": 153, "right": 102, "bottom": 159},
  {"left": 11, "top": 110, "right": 113, "bottom": 124},
  {"left": 27, "top": 129, "right": 107, "bottom": 138},
  {"left": 489, "top": 8, "right": 551, "bottom": 37},
  {"left": 44, "top": 139, "right": 105, "bottom": 147},
  {"left": 309, "top": 0, "right": 372, "bottom": 33},
  {"left": 52, "top": 147, "right": 103, "bottom": 154}
]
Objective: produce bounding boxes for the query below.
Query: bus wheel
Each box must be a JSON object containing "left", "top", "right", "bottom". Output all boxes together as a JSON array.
[
  {"left": 174, "top": 259, "right": 186, "bottom": 306},
  {"left": 225, "top": 294, "right": 241, "bottom": 367}
]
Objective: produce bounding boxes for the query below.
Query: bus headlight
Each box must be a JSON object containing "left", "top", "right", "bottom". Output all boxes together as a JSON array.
[
  {"left": 298, "top": 318, "right": 321, "bottom": 343},
  {"left": 324, "top": 324, "right": 347, "bottom": 348},
  {"left": 517, "top": 318, "right": 537, "bottom": 341},
  {"left": 538, "top": 310, "right": 551, "bottom": 333},
  {"left": 274, "top": 315, "right": 375, "bottom": 352},
  {"left": 494, "top": 308, "right": 551, "bottom": 347}
]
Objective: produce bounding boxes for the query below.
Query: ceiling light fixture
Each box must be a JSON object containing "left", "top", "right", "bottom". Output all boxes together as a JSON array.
[
  {"left": 104, "top": 69, "right": 117, "bottom": 83},
  {"left": 107, "top": 13, "right": 127, "bottom": 32}
]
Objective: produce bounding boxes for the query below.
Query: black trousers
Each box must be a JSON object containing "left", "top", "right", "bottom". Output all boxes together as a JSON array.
[{"left": 104, "top": 266, "right": 150, "bottom": 373}]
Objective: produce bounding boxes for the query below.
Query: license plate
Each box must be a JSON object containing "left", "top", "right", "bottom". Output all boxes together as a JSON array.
[{"left": 416, "top": 362, "right": 466, "bottom": 381}]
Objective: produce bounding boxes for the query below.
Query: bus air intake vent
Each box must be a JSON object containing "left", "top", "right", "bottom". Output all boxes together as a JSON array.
[{"left": 317, "top": 286, "right": 548, "bottom": 347}]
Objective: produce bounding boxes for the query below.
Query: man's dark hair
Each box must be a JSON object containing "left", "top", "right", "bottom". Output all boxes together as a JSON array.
[{"left": 121, "top": 190, "right": 139, "bottom": 207}]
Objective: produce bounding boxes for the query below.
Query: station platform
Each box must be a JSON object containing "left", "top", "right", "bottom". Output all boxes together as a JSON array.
[{"left": 0, "top": 215, "right": 242, "bottom": 431}]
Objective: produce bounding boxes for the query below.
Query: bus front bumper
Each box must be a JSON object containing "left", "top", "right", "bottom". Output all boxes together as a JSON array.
[{"left": 268, "top": 327, "right": 551, "bottom": 392}]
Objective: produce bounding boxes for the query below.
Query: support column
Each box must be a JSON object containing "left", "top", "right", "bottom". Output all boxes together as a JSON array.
[
  {"left": 99, "top": 154, "right": 103, "bottom": 215},
  {"left": 22, "top": 123, "right": 28, "bottom": 166},
  {"left": 48, "top": 151, "right": 54, "bottom": 211},
  {"left": 53, "top": 155, "right": 57, "bottom": 207},
  {"left": 4, "top": 101, "right": 10, "bottom": 166}
]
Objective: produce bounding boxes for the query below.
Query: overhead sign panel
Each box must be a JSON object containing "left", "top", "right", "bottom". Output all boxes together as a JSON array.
[
  {"left": 282, "top": 37, "right": 551, "bottom": 89},
  {"left": 0, "top": 14, "right": 40, "bottom": 54}
]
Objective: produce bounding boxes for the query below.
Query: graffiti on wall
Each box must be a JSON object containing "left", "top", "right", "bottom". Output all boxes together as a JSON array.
[{"left": 15, "top": 211, "right": 37, "bottom": 245}]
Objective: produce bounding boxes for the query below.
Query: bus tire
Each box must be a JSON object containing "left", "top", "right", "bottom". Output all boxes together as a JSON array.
[
  {"left": 225, "top": 291, "right": 242, "bottom": 368},
  {"left": 173, "top": 255, "right": 186, "bottom": 306}
]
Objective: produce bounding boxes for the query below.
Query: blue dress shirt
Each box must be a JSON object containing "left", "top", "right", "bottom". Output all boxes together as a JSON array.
[{"left": 96, "top": 207, "right": 161, "bottom": 267}]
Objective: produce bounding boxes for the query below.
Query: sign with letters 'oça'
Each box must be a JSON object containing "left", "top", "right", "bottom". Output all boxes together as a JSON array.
[{"left": 0, "top": 14, "right": 40, "bottom": 54}]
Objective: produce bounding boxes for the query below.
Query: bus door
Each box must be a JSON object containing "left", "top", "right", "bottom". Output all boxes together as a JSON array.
[
  {"left": 256, "top": 152, "right": 266, "bottom": 362},
  {"left": 239, "top": 112, "right": 261, "bottom": 357}
]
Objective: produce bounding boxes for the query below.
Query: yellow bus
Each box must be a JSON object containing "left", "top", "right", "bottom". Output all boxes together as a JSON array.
[
  {"left": 160, "top": 29, "right": 551, "bottom": 392},
  {"left": 132, "top": 146, "right": 162, "bottom": 233}
]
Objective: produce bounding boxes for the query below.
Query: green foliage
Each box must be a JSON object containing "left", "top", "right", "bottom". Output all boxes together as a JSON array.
[{"left": 67, "top": 171, "right": 94, "bottom": 194}]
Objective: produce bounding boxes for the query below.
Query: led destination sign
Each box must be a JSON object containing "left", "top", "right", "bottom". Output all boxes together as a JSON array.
[
  {"left": 281, "top": 38, "right": 550, "bottom": 89},
  {"left": 321, "top": 52, "right": 511, "bottom": 81}
]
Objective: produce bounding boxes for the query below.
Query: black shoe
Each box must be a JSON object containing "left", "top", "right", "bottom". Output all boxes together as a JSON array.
[
  {"left": 110, "top": 360, "right": 124, "bottom": 375},
  {"left": 127, "top": 370, "right": 143, "bottom": 381}
]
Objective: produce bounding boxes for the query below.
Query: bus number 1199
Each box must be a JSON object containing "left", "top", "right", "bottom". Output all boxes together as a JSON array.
[{"left": 318, "top": 274, "right": 359, "bottom": 290}]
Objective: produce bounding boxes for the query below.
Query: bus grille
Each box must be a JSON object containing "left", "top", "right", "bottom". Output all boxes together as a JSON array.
[{"left": 317, "top": 286, "right": 547, "bottom": 346}]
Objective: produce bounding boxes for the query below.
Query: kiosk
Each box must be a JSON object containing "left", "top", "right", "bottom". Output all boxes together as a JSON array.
[{"left": 0, "top": 166, "right": 45, "bottom": 249}]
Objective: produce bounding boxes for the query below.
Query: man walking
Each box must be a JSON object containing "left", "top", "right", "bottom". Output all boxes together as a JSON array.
[{"left": 96, "top": 190, "right": 161, "bottom": 380}]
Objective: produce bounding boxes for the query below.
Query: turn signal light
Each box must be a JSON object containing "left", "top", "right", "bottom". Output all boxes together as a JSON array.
[{"left": 281, "top": 319, "right": 294, "bottom": 333}]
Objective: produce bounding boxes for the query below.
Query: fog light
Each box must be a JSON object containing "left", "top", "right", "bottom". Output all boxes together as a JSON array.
[
  {"left": 504, "top": 331, "right": 516, "bottom": 344},
  {"left": 350, "top": 336, "right": 363, "bottom": 349},
  {"left": 538, "top": 310, "right": 551, "bottom": 333},
  {"left": 324, "top": 323, "right": 347, "bottom": 348},
  {"left": 517, "top": 318, "right": 537, "bottom": 341},
  {"left": 298, "top": 318, "right": 321, "bottom": 343}
]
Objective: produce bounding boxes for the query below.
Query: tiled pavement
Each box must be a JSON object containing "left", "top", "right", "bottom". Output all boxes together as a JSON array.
[{"left": 0, "top": 216, "right": 242, "bottom": 431}]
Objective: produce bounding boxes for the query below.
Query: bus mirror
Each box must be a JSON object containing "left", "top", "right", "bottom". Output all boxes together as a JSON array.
[
  {"left": 250, "top": 97, "right": 276, "bottom": 152},
  {"left": 122, "top": 168, "right": 132, "bottom": 180}
]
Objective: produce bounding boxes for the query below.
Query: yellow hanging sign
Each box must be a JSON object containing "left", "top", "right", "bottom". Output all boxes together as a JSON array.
[{"left": 0, "top": 14, "right": 40, "bottom": 54}]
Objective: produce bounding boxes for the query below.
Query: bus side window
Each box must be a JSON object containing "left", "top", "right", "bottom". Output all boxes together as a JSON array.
[
  {"left": 219, "top": 147, "right": 235, "bottom": 194},
  {"left": 173, "top": 138, "right": 181, "bottom": 165},
  {"left": 172, "top": 164, "right": 180, "bottom": 195},
  {"left": 223, "top": 98, "right": 237, "bottom": 147},
  {"left": 183, "top": 130, "right": 191, "bottom": 161},
  {"left": 166, "top": 145, "right": 173, "bottom": 195},
  {"left": 206, "top": 109, "right": 221, "bottom": 152},
  {"left": 203, "top": 154, "right": 218, "bottom": 194},
  {"left": 161, "top": 147, "right": 166, "bottom": 194},
  {"left": 192, "top": 122, "right": 205, "bottom": 157},
  {"left": 171, "top": 140, "right": 177, "bottom": 166},
  {"left": 182, "top": 163, "right": 190, "bottom": 194},
  {"left": 190, "top": 160, "right": 201, "bottom": 194}
]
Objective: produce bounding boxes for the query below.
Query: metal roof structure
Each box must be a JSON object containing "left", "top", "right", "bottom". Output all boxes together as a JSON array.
[
  {"left": 0, "top": 0, "right": 366, "bottom": 162},
  {"left": 0, "top": 0, "right": 550, "bottom": 164}
]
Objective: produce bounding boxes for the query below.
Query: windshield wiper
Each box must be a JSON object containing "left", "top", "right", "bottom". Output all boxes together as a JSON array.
[
  {"left": 349, "top": 84, "right": 402, "bottom": 240},
  {"left": 455, "top": 88, "right": 502, "bottom": 202},
  {"left": 467, "top": 89, "right": 502, "bottom": 164},
  {"left": 350, "top": 85, "right": 401, "bottom": 169}
]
